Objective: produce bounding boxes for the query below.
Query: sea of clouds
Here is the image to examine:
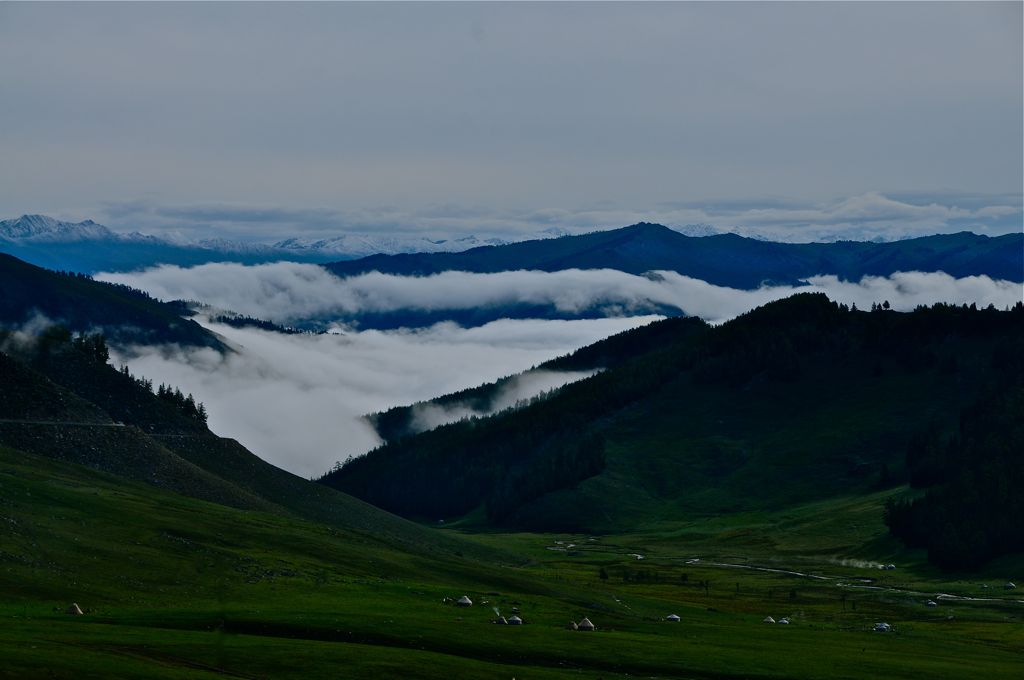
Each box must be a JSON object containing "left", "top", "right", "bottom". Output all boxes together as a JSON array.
[
  {"left": 98, "top": 262, "right": 1023, "bottom": 325},
  {"left": 111, "top": 316, "right": 656, "bottom": 478},
  {"left": 98, "top": 263, "right": 1022, "bottom": 477}
]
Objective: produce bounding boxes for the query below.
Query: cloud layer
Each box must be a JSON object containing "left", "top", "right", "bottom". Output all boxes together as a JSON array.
[
  {"left": 113, "top": 316, "right": 655, "bottom": 478},
  {"left": 408, "top": 368, "right": 600, "bottom": 434},
  {"left": 99, "top": 263, "right": 1024, "bottom": 326}
]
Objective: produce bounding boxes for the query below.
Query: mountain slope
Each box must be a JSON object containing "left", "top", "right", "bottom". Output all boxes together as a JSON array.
[
  {"left": 0, "top": 253, "right": 221, "bottom": 348},
  {"left": 0, "top": 331, "right": 487, "bottom": 559},
  {"left": 0, "top": 350, "right": 271, "bottom": 511},
  {"left": 321, "top": 295, "right": 1024, "bottom": 534},
  {"left": 325, "top": 223, "right": 1024, "bottom": 288}
]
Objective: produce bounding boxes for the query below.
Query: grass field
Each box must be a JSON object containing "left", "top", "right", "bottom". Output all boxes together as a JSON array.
[{"left": 2, "top": 444, "right": 1022, "bottom": 679}]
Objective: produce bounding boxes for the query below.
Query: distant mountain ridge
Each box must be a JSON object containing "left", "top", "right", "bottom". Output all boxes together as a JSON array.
[
  {"left": 325, "top": 222, "right": 1024, "bottom": 289},
  {"left": 0, "top": 214, "right": 540, "bottom": 273},
  {"left": 0, "top": 214, "right": 117, "bottom": 241},
  {"left": 272, "top": 233, "right": 511, "bottom": 257},
  {"left": 5, "top": 215, "right": 1021, "bottom": 284}
]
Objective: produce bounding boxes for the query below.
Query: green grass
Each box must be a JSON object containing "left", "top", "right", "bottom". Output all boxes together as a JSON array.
[{"left": 2, "top": 444, "right": 1022, "bottom": 679}]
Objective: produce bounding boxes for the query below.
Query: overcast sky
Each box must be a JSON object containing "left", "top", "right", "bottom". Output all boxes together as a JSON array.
[{"left": 1, "top": 2, "right": 1020, "bottom": 242}]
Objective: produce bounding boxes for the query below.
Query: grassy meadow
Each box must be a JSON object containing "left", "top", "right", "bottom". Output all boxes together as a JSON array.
[{"left": 2, "top": 445, "right": 1021, "bottom": 679}]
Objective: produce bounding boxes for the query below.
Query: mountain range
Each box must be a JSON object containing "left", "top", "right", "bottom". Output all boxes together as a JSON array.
[
  {"left": 324, "top": 222, "right": 1024, "bottom": 289},
  {"left": 0, "top": 214, "right": 537, "bottom": 273},
  {"left": 4, "top": 216, "right": 1021, "bottom": 290}
]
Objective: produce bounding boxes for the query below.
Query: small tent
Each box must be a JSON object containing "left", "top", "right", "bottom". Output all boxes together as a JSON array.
[
  {"left": 1004, "top": 582, "right": 1016, "bottom": 590},
  {"left": 567, "top": 621, "right": 578, "bottom": 630},
  {"left": 762, "top": 616, "right": 775, "bottom": 624},
  {"left": 665, "top": 614, "right": 681, "bottom": 622},
  {"left": 508, "top": 615, "right": 523, "bottom": 625},
  {"left": 66, "top": 603, "right": 84, "bottom": 616},
  {"left": 456, "top": 595, "right": 473, "bottom": 607},
  {"left": 925, "top": 600, "right": 938, "bottom": 607},
  {"left": 873, "top": 622, "right": 892, "bottom": 632},
  {"left": 778, "top": 618, "right": 790, "bottom": 625},
  {"left": 577, "top": 617, "right": 595, "bottom": 631}
]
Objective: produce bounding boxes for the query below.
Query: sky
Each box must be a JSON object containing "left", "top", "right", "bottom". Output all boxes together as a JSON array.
[{"left": 1, "top": 2, "right": 1021, "bottom": 243}]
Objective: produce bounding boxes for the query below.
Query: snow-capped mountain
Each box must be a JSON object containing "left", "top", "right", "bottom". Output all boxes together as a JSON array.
[
  {"left": 674, "top": 223, "right": 721, "bottom": 238},
  {"left": 0, "top": 214, "right": 117, "bottom": 242},
  {"left": 0, "top": 214, "right": 548, "bottom": 273},
  {"left": 272, "top": 234, "right": 510, "bottom": 258}
]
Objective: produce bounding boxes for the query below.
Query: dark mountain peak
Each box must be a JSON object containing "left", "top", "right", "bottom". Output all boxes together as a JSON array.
[{"left": 623, "top": 222, "right": 678, "bottom": 236}]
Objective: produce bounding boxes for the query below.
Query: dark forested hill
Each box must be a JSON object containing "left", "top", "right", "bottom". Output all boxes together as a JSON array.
[
  {"left": 321, "top": 295, "right": 1024, "bottom": 544},
  {"left": 885, "top": 359, "right": 1024, "bottom": 570},
  {"left": 325, "top": 224, "right": 1024, "bottom": 288},
  {"left": 0, "top": 253, "right": 221, "bottom": 348}
]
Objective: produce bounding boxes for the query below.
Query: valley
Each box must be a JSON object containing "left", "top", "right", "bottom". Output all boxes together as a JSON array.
[
  {"left": 1, "top": 265, "right": 1021, "bottom": 678},
  {"left": 3, "top": 4, "right": 1021, "bottom": 677}
]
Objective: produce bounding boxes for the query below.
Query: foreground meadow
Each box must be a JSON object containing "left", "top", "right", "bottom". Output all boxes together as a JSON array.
[{"left": 2, "top": 446, "right": 1021, "bottom": 679}]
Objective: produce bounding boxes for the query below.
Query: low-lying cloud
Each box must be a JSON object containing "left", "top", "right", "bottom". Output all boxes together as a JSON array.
[
  {"left": 112, "top": 316, "right": 655, "bottom": 478},
  {"left": 408, "top": 368, "right": 600, "bottom": 434},
  {"left": 99, "top": 263, "right": 1024, "bottom": 326}
]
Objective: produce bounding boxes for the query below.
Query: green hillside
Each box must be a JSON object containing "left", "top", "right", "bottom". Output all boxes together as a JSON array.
[
  {"left": 0, "top": 328, "right": 484, "bottom": 560},
  {"left": 323, "top": 295, "right": 1024, "bottom": 538}
]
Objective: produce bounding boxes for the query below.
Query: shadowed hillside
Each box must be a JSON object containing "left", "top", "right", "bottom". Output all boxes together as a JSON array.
[
  {"left": 322, "top": 295, "right": 1024, "bottom": 544},
  {"left": 0, "top": 252, "right": 221, "bottom": 348}
]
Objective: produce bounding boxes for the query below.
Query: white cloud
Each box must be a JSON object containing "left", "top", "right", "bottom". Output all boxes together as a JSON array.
[
  {"left": 407, "top": 368, "right": 600, "bottom": 434},
  {"left": 112, "top": 316, "right": 656, "bottom": 478},
  {"left": 803, "top": 272, "right": 1024, "bottom": 313},
  {"left": 98, "top": 262, "right": 1024, "bottom": 327}
]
